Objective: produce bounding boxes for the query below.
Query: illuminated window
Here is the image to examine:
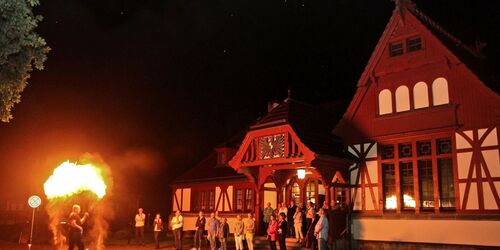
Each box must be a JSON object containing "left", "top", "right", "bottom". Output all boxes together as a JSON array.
[
  {"left": 432, "top": 77, "right": 449, "bottom": 105},
  {"left": 389, "top": 42, "right": 404, "bottom": 57},
  {"left": 381, "top": 138, "right": 455, "bottom": 213},
  {"left": 395, "top": 85, "right": 410, "bottom": 112},
  {"left": 291, "top": 182, "right": 300, "bottom": 205},
  {"left": 378, "top": 89, "right": 393, "bottom": 115},
  {"left": 400, "top": 162, "right": 415, "bottom": 209},
  {"left": 306, "top": 180, "right": 316, "bottom": 204},
  {"left": 418, "top": 160, "right": 434, "bottom": 209},
  {"left": 413, "top": 82, "right": 429, "bottom": 109},
  {"left": 383, "top": 164, "right": 396, "bottom": 210}
]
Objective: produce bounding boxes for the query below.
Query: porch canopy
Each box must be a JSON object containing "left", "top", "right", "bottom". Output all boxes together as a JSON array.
[{"left": 228, "top": 98, "right": 356, "bottom": 198}]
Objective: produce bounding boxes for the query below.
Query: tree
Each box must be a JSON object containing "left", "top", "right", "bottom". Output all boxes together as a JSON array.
[{"left": 0, "top": 0, "right": 50, "bottom": 122}]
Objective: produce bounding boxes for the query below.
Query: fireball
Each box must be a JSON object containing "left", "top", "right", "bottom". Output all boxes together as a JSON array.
[{"left": 44, "top": 161, "right": 107, "bottom": 199}]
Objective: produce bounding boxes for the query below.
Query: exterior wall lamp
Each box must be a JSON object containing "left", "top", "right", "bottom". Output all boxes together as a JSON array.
[{"left": 297, "top": 169, "right": 306, "bottom": 179}]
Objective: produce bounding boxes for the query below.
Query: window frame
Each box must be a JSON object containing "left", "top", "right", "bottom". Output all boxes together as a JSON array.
[
  {"left": 233, "top": 187, "right": 254, "bottom": 213},
  {"left": 406, "top": 37, "right": 422, "bottom": 52},
  {"left": 191, "top": 188, "right": 216, "bottom": 212},
  {"left": 379, "top": 136, "right": 457, "bottom": 214},
  {"left": 389, "top": 41, "right": 404, "bottom": 57}
]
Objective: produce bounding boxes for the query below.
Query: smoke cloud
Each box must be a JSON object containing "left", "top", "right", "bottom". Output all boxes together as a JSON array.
[{"left": 45, "top": 153, "right": 113, "bottom": 250}]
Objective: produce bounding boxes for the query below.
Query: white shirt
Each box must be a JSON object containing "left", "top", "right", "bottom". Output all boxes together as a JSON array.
[
  {"left": 314, "top": 215, "right": 329, "bottom": 240},
  {"left": 135, "top": 213, "right": 146, "bottom": 227},
  {"left": 278, "top": 207, "right": 288, "bottom": 217}
]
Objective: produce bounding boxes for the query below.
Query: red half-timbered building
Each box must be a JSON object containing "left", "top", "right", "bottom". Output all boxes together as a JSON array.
[
  {"left": 334, "top": 0, "right": 500, "bottom": 248},
  {"left": 171, "top": 0, "right": 499, "bottom": 248}
]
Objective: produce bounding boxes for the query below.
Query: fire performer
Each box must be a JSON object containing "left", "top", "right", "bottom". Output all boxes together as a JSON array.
[{"left": 68, "top": 204, "right": 89, "bottom": 250}]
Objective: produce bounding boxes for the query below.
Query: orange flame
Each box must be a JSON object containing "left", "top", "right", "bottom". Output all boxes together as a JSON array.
[{"left": 44, "top": 161, "right": 107, "bottom": 199}]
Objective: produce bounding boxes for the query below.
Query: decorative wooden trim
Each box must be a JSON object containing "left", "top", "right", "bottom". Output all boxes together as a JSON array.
[{"left": 174, "top": 190, "right": 181, "bottom": 211}]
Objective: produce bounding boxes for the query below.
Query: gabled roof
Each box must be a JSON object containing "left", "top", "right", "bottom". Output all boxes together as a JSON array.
[
  {"left": 171, "top": 152, "right": 245, "bottom": 184},
  {"left": 251, "top": 98, "right": 349, "bottom": 158},
  {"left": 342, "top": 0, "right": 499, "bottom": 122},
  {"left": 410, "top": 7, "right": 499, "bottom": 93}
]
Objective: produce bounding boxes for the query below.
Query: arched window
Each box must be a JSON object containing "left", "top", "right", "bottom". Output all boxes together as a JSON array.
[
  {"left": 413, "top": 82, "right": 429, "bottom": 109},
  {"left": 291, "top": 182, "right": 300, "bottom": 205},
  {"left": 378, "top": 89, "right": 393, "bottom": 115},
  {"left": 432, "top": 77, "right": 449, "bottom": 105},
  {"left": 306, "top": 180, "right": 316, "bottom": 204},
  {"left": 395, "top": 85, "right": 410, "bottom": 112}
]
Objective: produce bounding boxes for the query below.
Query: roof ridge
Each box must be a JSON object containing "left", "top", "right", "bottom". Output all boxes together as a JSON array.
[{"left": 409, "top": 5, "right": 485, "bottom": 59}]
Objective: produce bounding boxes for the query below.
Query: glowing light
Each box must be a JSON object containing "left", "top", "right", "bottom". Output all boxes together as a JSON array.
[
  {"left": 385, "top": 194, "right": 416, "bottom": 209},
  {"left": 297, "top": 169, "right": 306, "bottom": 179},
  {"left": 403, "top": 194, "right": 416, "bottom": 208},
  {"left": 44, "top": 161, "right": 107, "bottom": 199},
  {"left": 385, "top": 195, "right": 397, "bottom": 209}
]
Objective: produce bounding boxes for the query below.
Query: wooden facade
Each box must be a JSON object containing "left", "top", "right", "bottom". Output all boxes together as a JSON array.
[
  {"left": 334, "top": 0, "right": 500, "bottom": 247},
  {"left": 171, "top": 0, "right": 499, "bottom": 247}
]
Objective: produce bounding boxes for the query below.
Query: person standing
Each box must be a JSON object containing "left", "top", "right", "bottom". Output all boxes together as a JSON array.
[
  {"left": 192, "top": 211, "right": 205, "bottom": 250},
  {"left": 306, "top": 212, "right": 320, "bottom": 250},
  {"left": 321, "top": 201, "right": 330, "bottom": 219},
  {"left": 68, "top": 204, "right": 89, "bottom": 250},
  {"left": 287, "top": 200, "right": 297, "bottom": 238},
  {"left": 278, "top": 202, "right": 288, "bottom": 219},
  {"left": 171, "top": 211, "right": 184, "bottom": 250},
  {"left": 305, "top": 202, "right": 316, "bottom": 234},
  {"left": 277, "top": 213, "right": 288, "bottom": 250},
  {"left": 263, "top": 202, "right": 274, "bottom": 231},
  {"left": 314, "top": 208, "right": 329, "bottom": 250},
  {"left": 207, "top": 213, "right": 220, "bottom": 250},
  {"left": 267, "top": 215, "right": 278, "bottom": 250},
  {"left": 233, "top": 215, "right": 244, "bottom": 250},
  {"left": 214, "top": 211, "right": 221, "bottom": 250},
  {"left": 293, "top": 206, "right": 304, "bottom": 243},
  {"left": 218, "top": 218, "right": 230, "bottom": 250},
  {"left": 135, "top": 208, "right": 146, "bottom": 246},
  {"left": 153, "top": 213, "right": 163, "bottom": 249},
  {"left": 244, "top": 213, "right": 255, "bottom": 250}
]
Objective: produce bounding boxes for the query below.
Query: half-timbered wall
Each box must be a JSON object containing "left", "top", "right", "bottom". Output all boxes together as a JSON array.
[
  {"left": 172, "top": 188, "right": 191, "bottom": 212},
  {"left": 456, "top": 126, "right": 500, "bottom": 211},
  {"left": 348, "top": 142, "right": 378, "bottom": 211}
]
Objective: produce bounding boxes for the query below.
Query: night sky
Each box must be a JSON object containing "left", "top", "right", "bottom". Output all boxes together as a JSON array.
[{"left": 1, "top": 0, "right": 499, "bottom": 214}]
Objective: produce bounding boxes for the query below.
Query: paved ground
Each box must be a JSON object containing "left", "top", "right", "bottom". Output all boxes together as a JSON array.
[
  {"left": 1, "top": 236, "right": 311, "bottom": 250},
  {"left": 0, "top": 242, "right": 175, "bottom": 250}
]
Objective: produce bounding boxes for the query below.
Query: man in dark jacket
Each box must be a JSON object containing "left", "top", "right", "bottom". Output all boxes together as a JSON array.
[
  {"left": 193, "top": 211, "right": 206, "bottom": 250},
  {"left": 306, "top": 213, "right": 320, "bottom": 250},
  {"left": 287, "top": 200, "right": 297, "bottom": 238}
]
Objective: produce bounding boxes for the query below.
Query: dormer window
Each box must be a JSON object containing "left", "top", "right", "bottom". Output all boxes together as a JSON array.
[
  {"left": 217, "top": 152, "right": 227, "bottom": 165},
  {"left": 407, "top": 37, "right": 422, "bottom": 52},
  {"left": 389, "top": 42, "right": 404, "bottom": 57}
]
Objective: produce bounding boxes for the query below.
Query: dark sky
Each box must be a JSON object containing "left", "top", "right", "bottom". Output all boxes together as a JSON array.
[{"left": 1, "top": 0, "right": 499, "bottom": 212}]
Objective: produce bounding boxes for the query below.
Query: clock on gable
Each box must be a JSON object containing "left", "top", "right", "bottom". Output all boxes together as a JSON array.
[{"left": 259, "top": 134, "right": 285, "bottom": 160}]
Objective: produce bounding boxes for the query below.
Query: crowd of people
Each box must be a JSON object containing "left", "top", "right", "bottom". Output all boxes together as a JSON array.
[
  {"left": 125, "top": 200, "right": 330, "bottom": 250},
  {"left": 264, "top": 200, "right": 330, "bottom": 250},
  {"left": 190, "top": 211, "right": 256, "bottom": 250}
]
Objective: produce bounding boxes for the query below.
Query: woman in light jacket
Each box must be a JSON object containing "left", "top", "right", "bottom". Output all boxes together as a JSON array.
[{"left": 267, "top": 214, "right": 278, "bottom": 250}]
